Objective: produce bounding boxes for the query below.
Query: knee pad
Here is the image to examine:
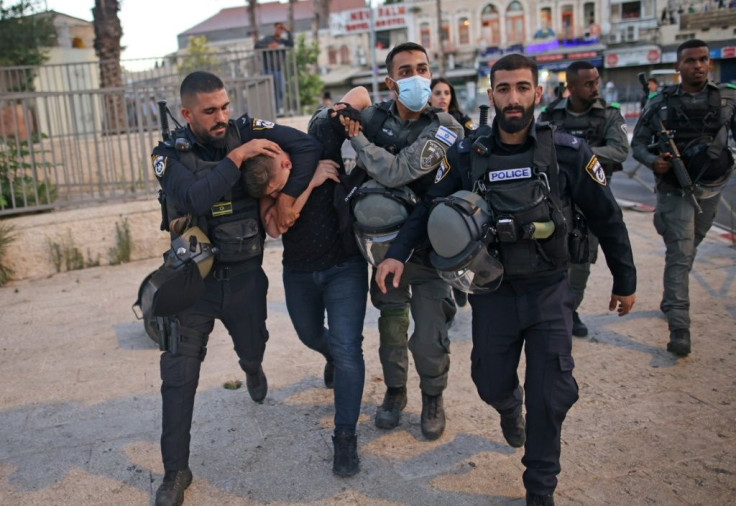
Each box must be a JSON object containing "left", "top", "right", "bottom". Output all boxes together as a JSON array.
[{"left": 378, "top": 308, "right": 409, "bottom": 347}]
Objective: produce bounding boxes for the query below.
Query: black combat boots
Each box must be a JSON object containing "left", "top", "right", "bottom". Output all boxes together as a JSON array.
[
  {"left": 332, "top": 431, "right": 359, "bottom": 477},
  {"left": 245, "top": 366, "right": 268, "bottom": 403},
  {"left": 420, "top": 392, "right": 446, "bottom": 440},
  {"left": 572, "top": 311, "right": 588, "bottom": 337},
  {"left": 375, "top": 386, "right": 407, "bottom": 429},
  {"left": 155, "top": 468, "right": 192, "bottom": 506},
  {"left": 500, "top": 408, "right": 526, "bottom": 448},
  {"left": 526, "top": 492, "right": 555, "bottom": 505},
  {"left": 667, "top": 328, "right": 691, "bottom": 357}
]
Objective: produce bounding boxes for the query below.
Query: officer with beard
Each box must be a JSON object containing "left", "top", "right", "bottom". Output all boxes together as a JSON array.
[
  {"left": 150, "top": 71, "right": 321, "bottom": 506},
  {"left": 375, "top": 54, "right": 637, "bottom": 505},
  {"left": 632, "top": 39, "right": 736, "bottom": 357},
  {"left": 540, "top": 61, "right": 629, "bottom": 337}
]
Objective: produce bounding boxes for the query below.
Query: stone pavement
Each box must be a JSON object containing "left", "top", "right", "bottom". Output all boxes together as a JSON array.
[{"left": 0, "top": 208, "right": 735, "bottom": 505}]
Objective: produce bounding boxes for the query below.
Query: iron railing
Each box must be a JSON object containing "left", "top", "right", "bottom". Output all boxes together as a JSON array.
[{"left": 0, "top": 49, "right": 299, "bottom": 216}]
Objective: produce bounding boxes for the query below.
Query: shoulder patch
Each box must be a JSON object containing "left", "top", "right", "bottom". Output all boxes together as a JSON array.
[
  {"left": 434, "top": 156, "right": 451, "bottom": 183},
  {"left": 420, "top": 140, "right": 447, "bottom": 170},
  {"left": 252, "top": 118, "right": 275, "bottom": 130},
  {"left": 457, "top": 138, "right": 473, "bottom": 153},
  {"left": 620, "top": 123, "right": 628, "bottom": 135},
  {"left": 151, "top": 155, "right": 168, "bottom": 178},
  {"left": 585, "top": 155, "right": 607, "bottom": 186},
  {"left": 553, "top": 131, "right": 581, "bottom": 150},
  {"left": 609, "top": 102, "right": 621, "bottom": 109},
  {"left": 435, "top": 125, "right": 458, "bottom": 147}
]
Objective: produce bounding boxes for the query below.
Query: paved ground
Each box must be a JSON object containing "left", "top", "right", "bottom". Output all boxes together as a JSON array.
[{"left": 1, "top": 208, "right": 735, "bottom": 505}]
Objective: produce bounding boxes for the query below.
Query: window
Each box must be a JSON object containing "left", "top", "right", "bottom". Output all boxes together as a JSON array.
[
  {"left": 340, "top": 45, "right": 350, "bottom": 65},
  {"left": 421, "top": 22, "right": 431, "bottom": 48},
  {"left": 561, "top": 5, "right": 573, "bottom": 38},
  {"left": 584, "top": 2, "right": 596, "bottom": 25},
  {"left": 481, "top": 4, "right": 501, "bottom": 45},
  {"left": 328, "top": 46, "right": 337, "bottom": 65},
  {"left": 622, "top": 1, "right": 641, "bottom": 19},
  {"left": 459, "top": 17, "right": 470, "bottom": 45},
  {"left": 505, "top": 1, "right": 525, "bottom": 43}
]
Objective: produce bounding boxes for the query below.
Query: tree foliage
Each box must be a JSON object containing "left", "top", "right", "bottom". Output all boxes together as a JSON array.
[
  {"left": 0, "top": 0, "right": 56, "bottom": 91},
  {"left": 177, "top": 36, "right": 218, "bottom": 75},
  {"left": 295, "top": 35, "right": 324, "bottom": 114}
]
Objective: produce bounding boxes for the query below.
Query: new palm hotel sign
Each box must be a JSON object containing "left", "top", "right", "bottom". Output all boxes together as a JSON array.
[{"left": 329, "top": 5, "right": 407, "bottom": 36}]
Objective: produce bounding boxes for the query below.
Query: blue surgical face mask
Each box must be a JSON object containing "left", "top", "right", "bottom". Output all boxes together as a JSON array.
[{"left": 391, "top": 75, "right": 431, "bottom": 112}]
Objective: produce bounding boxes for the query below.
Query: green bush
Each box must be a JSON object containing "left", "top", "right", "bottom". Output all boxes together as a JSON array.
[
  {"left": 0, "top": 137, "right": 56, "bottom": 210},
  {"left": 0, "top": 222, "right": 15, "bottom": 285}
]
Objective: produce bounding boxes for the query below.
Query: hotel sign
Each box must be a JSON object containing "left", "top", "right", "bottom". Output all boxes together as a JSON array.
[{"left": 330, "top": 6, "right": 407, "bottom": 36}]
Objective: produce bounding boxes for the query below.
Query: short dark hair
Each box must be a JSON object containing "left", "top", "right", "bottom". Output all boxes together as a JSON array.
[
  {"left": 565, "top": 61, "right": 596, "bottom": 83},
  {"left": 242, "top": 154, "right": 277, "bottom": 199},
  {"left": 430, "top": 77, "right": 463, "bottom": 116},
  {"left": 491, "top": 54, "right": 538, "bottom": 87},
  {"left": 180, "top": 71, "right": 224, "bottom": 106},
  {"left": 676, "top": 39, "right": 709, "bottom": 60},
  {"left": 647, "top": 77, "right": 658, "bottom": 85},
  {"left": 385, "top": 42, "right": 428, "bottom": 76}
]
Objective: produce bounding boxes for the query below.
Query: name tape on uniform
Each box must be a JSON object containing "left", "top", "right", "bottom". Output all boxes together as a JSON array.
[
  {"left": 487, "top": 167, "right": 532, "bottom": 182},
  {"left": 435, "top": 126, "right": 458, "bottom": 147}
]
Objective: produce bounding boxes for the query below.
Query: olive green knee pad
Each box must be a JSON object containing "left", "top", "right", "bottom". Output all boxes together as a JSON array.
[{"left": 378, "top": 308, "right": 409, "bottom": 347}]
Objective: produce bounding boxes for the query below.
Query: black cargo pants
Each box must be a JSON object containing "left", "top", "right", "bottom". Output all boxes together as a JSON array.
[{"left": 469, "top": 273, "right": 579, "bottom": 495}]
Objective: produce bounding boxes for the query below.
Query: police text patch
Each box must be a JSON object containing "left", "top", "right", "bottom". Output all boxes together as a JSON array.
[
  {"left": 585, "top": 156, "right": 606, "bottom": 185},
  {"left": 420, "top": 140, "right": 446, "bottom": 170},
  {"left": 434, "top": 157, "right": 451, "bottom": 183},
  {"left": 435, "top": 126, "right": 458, "bottom": 147},
  {"left": 252, "top": 118, "right": 275, "bottom": 130},
  {"left": 152, "top": 155, "right": 167, "bottom": 178},
  {"left": 488, "top": 167, "right": 532, "bottom": 182}
]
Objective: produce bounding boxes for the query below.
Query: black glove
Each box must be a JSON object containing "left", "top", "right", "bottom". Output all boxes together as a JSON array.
[{"left": 329, "top": 102, "right": 362, "bottom": 127}]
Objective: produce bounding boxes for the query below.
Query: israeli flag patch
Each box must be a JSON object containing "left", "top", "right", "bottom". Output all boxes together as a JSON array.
[
  {"left": 488, "top": 167, "right": 532, "bottom": 182},
  {"left": 435, "top": 126, "right": 457, "bottom": 147}
]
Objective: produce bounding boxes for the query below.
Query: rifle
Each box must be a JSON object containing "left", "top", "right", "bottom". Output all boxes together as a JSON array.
[
  {"left": 157, "top": 100, "right": 189, "bottom": 151},
  {"left": 555, "top": 82, "right": 566, "bottom": 100},
  {"left": 637, "top": 72, "right": 650, "bottom": 108},
  {"left": 641, "top": 82, "right": 702, "bottom": 214}
]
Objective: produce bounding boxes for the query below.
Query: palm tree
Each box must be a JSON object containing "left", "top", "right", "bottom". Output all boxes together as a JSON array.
[
  {"left": 248, "top": 0, "right": 258, "bottom": 44},
  {"left": 92, "top": 0, "right": 125, "bottom": 133}
]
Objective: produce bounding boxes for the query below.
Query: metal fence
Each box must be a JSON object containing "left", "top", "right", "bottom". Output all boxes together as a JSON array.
[{"left": 0, "top": 49, "right": 299, "bottom": 217}]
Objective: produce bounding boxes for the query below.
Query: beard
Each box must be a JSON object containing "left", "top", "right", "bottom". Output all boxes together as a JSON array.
[
  {"left": 191, "top": 122, "right": 228, "bottom": 148},
  {"left": 494, "top": 103, "right": 535, "bottom": 134}
]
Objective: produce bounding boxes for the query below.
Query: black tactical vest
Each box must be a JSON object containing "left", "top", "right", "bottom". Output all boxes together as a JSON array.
[
  {"left": 469, "top": 126, "right": 570, "bottom": 278},
  {"left": 170, "top": 121, "right": 263, "bottom": 264}
]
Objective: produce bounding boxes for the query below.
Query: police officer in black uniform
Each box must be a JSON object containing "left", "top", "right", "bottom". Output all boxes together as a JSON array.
[
  {"left": 540, "top": 61, "right": 630, "bottom": 337},
  {"left": 376, "top": 54, "right": 637, "bottom": 506},
  {"left": 150, "top": 71, "right": 321, "bottom": 506}
]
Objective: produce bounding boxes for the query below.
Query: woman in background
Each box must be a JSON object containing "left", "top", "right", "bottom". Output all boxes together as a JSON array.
[{"left": 430, "top": 77, "right": 475, "bottom": 138}]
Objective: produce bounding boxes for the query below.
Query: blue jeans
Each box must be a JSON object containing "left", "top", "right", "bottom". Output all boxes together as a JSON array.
[
  {"left": 283, "top": 256, "right": 368, "bottom": 434},
  {"left": 266, "top": 70, "right": 284, "bottom": 113}
]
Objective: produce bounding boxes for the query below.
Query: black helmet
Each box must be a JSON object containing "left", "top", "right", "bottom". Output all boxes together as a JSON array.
[
  {"left": 352, "top": 180, "right": 418, "bottom": 266},
  {"left": 428, "top": 190, "right": 503, "bottom": 293}
]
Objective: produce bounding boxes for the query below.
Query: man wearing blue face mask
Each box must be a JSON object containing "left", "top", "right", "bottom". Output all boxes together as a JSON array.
[{"left": 325, "top": 42, "right": 464, "bottom": 440}]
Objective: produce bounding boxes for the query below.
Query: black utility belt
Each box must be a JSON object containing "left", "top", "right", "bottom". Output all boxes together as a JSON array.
[{"left": 210, "top": 258, "right": 261, "bottom": 281}]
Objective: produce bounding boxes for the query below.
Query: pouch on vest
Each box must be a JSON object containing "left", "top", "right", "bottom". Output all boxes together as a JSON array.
[
  {"left": 149, "top": 259, "right": 205, "bottom": 317},
  {"left": 212, "top": 218, "right": 262, "bottom": 263}
]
